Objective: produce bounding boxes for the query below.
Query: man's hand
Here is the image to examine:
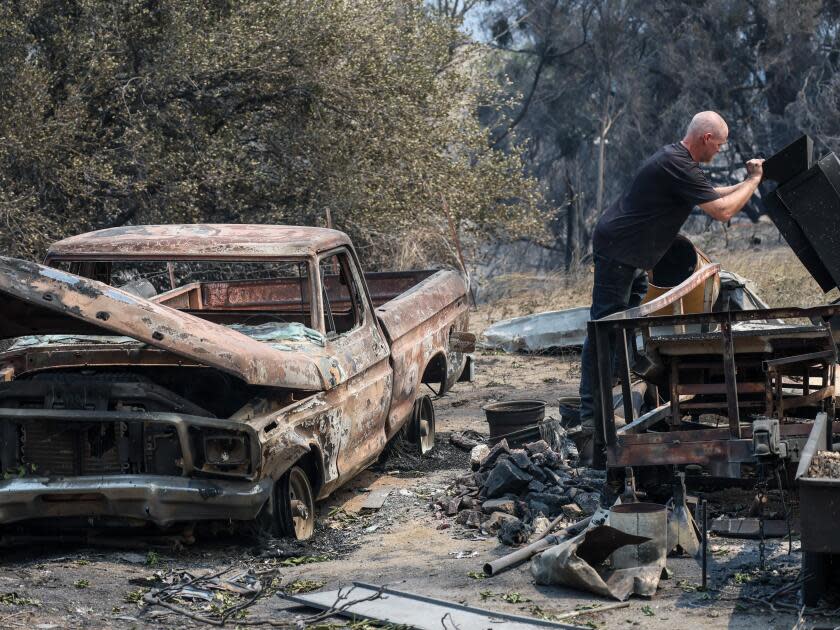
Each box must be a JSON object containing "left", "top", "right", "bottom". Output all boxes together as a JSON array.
[
  {"left": 700, "top": 158, "right": 765, "bottom": 222},
  {"left": 746, "top": 158, "right": 765, "bottom": 180}
]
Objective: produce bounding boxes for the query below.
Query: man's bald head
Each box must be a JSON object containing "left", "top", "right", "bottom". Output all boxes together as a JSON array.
[
  {"left": 681, "top": 111, "right": 729, "bottom": 163},
  {"left": 685, "top": 111, "right": 728, "bottom": 140}
]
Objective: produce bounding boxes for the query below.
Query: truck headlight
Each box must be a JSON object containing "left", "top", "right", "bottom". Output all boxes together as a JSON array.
[{"left": 203, "top": 433, "right": 248, "bottom": 466}]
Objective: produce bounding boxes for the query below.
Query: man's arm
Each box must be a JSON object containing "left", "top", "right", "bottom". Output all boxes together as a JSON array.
[
  {"left": 713, "top": 181, "right": 750, "bottom": 196},
  {"left": 699, "top": 159, "right": 764, "bottom": 222}
]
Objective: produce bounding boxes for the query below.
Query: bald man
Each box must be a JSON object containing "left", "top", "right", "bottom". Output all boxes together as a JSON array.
[{"left": 577, "top": 111, "right": 764, "bottom": 462}]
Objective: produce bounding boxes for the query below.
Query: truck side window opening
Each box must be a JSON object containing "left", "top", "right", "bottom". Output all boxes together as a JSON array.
[{"left": 319, "top": 252, "right": 363, "bottom": 337}]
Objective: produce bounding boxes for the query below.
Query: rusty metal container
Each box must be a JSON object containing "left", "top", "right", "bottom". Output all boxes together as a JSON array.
[
  {"left": 795, "top": 412, "right": 840, "bottom": 605},
  {"left": 642, "top": 235, "right": 720, "bottom": 316}
]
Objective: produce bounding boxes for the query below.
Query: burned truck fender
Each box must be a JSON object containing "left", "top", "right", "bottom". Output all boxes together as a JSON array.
[
  {"left": 381, "top": 288, "right": 471, "bottom": 441},
  {"left": 253, "top": 393, "right": 346, "bottom": 499},
  {"left": 420, "top": 311, "right": 472, "bottom": 395}
]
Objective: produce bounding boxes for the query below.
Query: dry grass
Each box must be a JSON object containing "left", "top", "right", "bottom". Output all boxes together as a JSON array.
[
  {"left": 471, "top": 269, "right": 593, "bottom": 334},
  {"left": 691, "top": 220, "right": 838, "bottom": 308},
  {"left": 714, "top": 247, "right": 837, "bottom": 308},
  {"left": 472, "top": 221, "right": 836, "bottom": 335}
]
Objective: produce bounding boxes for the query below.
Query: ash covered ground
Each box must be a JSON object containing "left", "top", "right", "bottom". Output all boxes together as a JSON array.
[{"left": 0, "top": 350, "right": 835, "bottom": 629}]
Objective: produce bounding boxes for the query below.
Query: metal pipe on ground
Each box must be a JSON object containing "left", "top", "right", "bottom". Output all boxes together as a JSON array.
[{"left": 483, "top": 514, "right": 594, "bottom": 576}]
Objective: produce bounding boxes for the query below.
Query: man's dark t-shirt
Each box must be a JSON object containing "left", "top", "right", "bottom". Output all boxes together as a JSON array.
[{"left": 593, "top": 143, "right": 719, "bottom": 270}]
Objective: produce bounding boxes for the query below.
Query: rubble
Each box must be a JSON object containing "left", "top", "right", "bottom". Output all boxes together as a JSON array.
[
  {"left": 469, "top": 443, "right": 490, "bottom": 469},
  {"left": 562, "top": 504, "right": 583, "bottom": 518},
  {"left": 806, "top": 450, "right": 840, "bottom": 478},
  {"left": 481, "top": 498, "right": 516, "bottom": 514},
  {"left": 449, "top": 430, "right": 485, "bottom": 451},
  {"left": 485, "top": 512, "right": 521, "bottom": 533},
  {"left": 432, "top": 437, "right": 605, "bottom": 546},
  {"left": 482, "top": 459, "right": 532, "bottom": 498},
  {"left": 498, "top": 518, "right": 532, "bottom": 546}
]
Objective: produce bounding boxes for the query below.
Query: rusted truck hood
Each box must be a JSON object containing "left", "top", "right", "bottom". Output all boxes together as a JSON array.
[{"left": 0, "top": 257, "right": 338, "bottom": 390}]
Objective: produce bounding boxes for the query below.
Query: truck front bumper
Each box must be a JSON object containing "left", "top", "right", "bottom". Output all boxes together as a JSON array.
[{"left": 0, "top": 475, "right": 273, "bottom": 527}]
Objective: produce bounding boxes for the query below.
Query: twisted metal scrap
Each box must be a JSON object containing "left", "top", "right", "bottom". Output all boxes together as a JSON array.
[
  {"left": 741, "top": 570, "right": 840, "bottom": 619},
  {"left": 140, "top": 565, "right": 383, "bottom": 627}
]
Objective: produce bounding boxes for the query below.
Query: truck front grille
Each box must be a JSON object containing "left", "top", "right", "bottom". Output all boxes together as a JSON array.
[
  {"left": 21, "top": 421, "right": 123, "bottom": 476},
  {"left": 1, "top": 419, "right": 182, "bottom": 477}
]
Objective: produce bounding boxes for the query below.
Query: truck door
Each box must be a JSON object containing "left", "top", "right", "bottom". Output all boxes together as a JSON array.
[{"left": 318, "top": 248, "right": 391, "bottom": 479}]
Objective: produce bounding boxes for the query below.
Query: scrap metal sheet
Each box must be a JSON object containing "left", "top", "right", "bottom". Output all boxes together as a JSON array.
[{"left": 283, "top": 582, "right": 586, "bottom": 630}]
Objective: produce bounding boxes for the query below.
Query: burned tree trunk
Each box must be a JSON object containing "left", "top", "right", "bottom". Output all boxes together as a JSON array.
[{"left": 564, "top": 168, "right": 581, "bottom": 271}]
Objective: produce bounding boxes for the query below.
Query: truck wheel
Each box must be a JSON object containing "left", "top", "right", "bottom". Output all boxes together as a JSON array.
[
  {"left": 277, "top": 465, "right": 315, "bottom": 540},
  {"left": 408, "top": 395, "right": 436, "bottom": 455}
]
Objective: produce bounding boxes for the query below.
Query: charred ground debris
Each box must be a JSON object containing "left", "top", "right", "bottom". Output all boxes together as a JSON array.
[
  {"left": 449, "top": 136, "right": 840, "bottom": 620},
  {"left": 1, "top": 138, "right": 840, "bottom": 626}
]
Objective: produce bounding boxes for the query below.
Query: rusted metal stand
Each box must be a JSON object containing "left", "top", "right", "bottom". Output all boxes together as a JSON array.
[{"left": 591, "top": 298, "right": 840, "bottom": 473}]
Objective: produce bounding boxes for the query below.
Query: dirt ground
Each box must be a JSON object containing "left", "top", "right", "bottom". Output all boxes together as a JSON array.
[
  {"left": 1, "top": 239, "right": 837, "bottom": 629},
  {"left": 0, "top": 349, "right": 834, "bottom": 629}
]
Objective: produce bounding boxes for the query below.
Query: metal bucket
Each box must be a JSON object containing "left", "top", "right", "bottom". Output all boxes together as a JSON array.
[
  {"left": 483, "top": 400, "right": 546, "bottom": 446},
  {"left": 609, "top": 502, "right": 668, "bottom": 569}
]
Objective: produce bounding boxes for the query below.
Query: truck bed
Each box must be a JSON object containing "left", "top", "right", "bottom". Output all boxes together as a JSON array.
[{"left": 372, "top": 269, "right": 471, "bottom": 439}]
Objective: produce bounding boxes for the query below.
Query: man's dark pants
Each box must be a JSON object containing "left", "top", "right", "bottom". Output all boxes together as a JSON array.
[{"left": 579, "top": 253, "right": 649, "bottom": 437}]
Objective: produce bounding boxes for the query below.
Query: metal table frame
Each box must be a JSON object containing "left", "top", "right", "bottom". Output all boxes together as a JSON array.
[{"left": 587, "top": 263, "right": 840, "bottom": 469}]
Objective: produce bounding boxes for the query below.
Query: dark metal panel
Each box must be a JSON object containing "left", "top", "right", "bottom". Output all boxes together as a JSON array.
[
  {"left": 776, "top": 153, "right": 840, "bottom": 292},
  {"left": 761, "top": 134, "right": 834, "bottom": 290},
  {"left": 799, "top": 479, "right": 840, "bottom": 553},
  {"left": 764, "top": 191, "right": 835, "bottom": 292},
  {"left": 763, "top": 134, "right": 813, "bottom": 185}
]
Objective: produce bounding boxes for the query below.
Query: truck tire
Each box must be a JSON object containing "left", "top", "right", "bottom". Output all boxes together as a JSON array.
[
  {"left": 277, "top": 465, "right": 315, "bottom": 540},
  {"left": 408, "top": 395, "right": 436, "bottom": 455}
]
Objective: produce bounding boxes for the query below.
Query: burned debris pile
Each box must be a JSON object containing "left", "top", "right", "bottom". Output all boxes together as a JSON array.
[
  {"left": 433, "top": 437, "right": 605, "bottom": 544},
  {"left": 806, "top": 450, "right": 840, "bottom": 479}
]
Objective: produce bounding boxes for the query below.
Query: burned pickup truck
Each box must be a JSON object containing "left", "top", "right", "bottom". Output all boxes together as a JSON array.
[{"left": 0, "top": 225, "right": 472, "bottom": 540}]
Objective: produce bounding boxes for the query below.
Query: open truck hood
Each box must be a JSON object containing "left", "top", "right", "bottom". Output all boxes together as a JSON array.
[{"left": 0, "top": 257, "right": 336, "bottom": 390}]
